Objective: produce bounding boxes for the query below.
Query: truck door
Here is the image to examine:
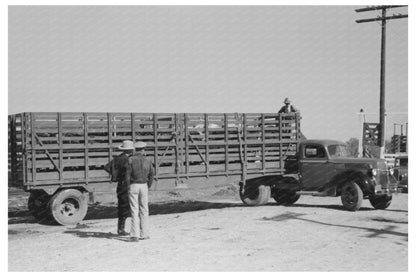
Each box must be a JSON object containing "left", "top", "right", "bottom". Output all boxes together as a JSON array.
[{"left": 299, "top": 144, "right": 331, "bottom": 190}]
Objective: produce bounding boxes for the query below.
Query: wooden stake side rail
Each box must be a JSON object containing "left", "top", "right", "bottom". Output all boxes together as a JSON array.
[{"left": 8, "top": 112, "right": 301, "bottom": 189}]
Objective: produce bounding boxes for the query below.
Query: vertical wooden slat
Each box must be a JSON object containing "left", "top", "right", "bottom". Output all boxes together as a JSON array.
[
  {"left": 243, "top": 114, "right": 247, "bottom": 173},
  {"left": 261, "top": 113, "right": 266, "bottom": 172},
  {"left": 131, "top": 113, "right": 136, "bottom": 142},
  {"left": 58, "top": 112, "right": 63, "bottom": 183},
  {"left": 205, "top": 113, "right": 209, "bottom": 177},
  {"left": 107, "top": 113, "right": 113, "bottom": 169},
  {"left": 184, "top": 113, "right": 189, "bottom": 178},
  {"left": 279, "top": 113, "right": 283, "bottom": 171},
  {"left": 84, "top": 113, "right": 89, "bottom": 183},
  {"left": 174, "top": 113, "right": 180, "bottom": 182},
  {"left": 241, "top": 114, "right": 247, "bottom": 180},
  {"left": 153, "top": 113, "right": 158, "bottom": 178},
  {"left": 224, "top": 113, "right": 229, "bottom": 176},
  {"left": 9, "top": 115, "right": 16, "bottom": 186},
  {"left": 22, "top": 113, "right": 27, "bottom": 184},
  {"left": 30, "top": 113, "right": 36, "bottom": 182}
]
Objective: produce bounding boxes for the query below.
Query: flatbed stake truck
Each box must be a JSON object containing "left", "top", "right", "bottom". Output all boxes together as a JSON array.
[{"left": 8, "top": 112, "right": 397, "bottom": 225}]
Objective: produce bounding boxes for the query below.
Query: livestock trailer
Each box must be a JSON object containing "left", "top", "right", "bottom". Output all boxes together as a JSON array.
[{"left": 8, "top": 112, "right": 301, "bottom": 224}]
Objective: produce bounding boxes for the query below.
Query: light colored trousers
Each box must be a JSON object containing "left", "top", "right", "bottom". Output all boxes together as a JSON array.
[{"left": 128, "top": 183, "right": 149, "bottom": 238}]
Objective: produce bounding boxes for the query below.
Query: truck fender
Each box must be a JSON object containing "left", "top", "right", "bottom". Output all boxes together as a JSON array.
[
  {"left": 332, "top": 171, "right": 374, "bottom": 196},
  {"left": 29, "top": 185, "right": 89, "bottom": 196},
  {"left": 241, "top": 175, "right": 300, "bottom": 192},
  {"left": 241, "top": 175, "right": 285, "bottom": 189}
]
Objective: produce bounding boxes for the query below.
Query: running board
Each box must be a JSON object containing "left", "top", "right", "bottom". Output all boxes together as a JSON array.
[{"left": 297, "top": 191, "right": 328, "bottom": 197}]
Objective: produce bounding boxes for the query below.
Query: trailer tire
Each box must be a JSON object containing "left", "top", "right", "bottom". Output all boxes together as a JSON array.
[
  {"left": 240, "top": 185, "right": 270, "bottom": 206},
  {"left": 340, "top": 181, "right": 363, "bottom": 211},
  {"left": 369, "top": 194, "right": 392, "bottom": 210},
  {"left": 273, "top": 190, "right": 300, "bottom": 205},
  {"left": 28, "top": 191, "right": 51, "bottom": 221},
  {"left": 49, "top": 189, "right": 89, "bottom": 225}
]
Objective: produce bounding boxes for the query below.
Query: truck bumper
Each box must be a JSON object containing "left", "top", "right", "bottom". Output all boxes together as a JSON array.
[{"left": 374, "top": 182, "right": 398, "bottom": 196}]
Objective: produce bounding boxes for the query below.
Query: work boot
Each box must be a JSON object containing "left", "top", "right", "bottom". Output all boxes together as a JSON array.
[{"left": 117, "top": 217, "right": 129, "bottom": 236}]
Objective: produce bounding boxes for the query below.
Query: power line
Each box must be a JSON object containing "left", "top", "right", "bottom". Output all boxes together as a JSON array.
[
  {"left": 356, "top": 14, "right": 408, "bottom": 23},
  {"left": 355, "top": 5, "right": 407, "bottom": 12}
]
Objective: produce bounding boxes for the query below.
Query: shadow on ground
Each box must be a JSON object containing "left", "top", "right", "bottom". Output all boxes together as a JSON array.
[
  {"left": 283, "top": 203, "right": 407, "bottom": 213},
  {"left": 84, "top": 201, "right": 244, "bottom": 220},
  {"left": 8, "top": 201, "right": 244, "bottom": 225},
  {"left": 8, "top": 200, "right": 408, "bottom": 225},
  {"left": 262, "top": 211, "right": 408, "bottom": 241},
  {"left": 63, "top": 230, "right": 132, "bottom": 242}
]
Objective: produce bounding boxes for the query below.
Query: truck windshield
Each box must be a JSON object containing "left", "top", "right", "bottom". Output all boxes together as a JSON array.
[{"left": 327, "top": 144, "right": 349, "bottom": 158}]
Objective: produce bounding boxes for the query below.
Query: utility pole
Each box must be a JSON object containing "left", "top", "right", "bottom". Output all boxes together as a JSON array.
[{"left": 355, "top": 5, "right": 407, "bottom": 158}]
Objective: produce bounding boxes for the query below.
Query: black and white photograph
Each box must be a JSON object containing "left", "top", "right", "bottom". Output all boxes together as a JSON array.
[{"left": 5, "top": 1, "right": 410, "bottom": 272}]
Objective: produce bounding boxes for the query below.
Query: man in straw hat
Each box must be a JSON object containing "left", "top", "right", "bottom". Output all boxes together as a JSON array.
[
  {"left": 278, "top": 98, "right": 299, "bottom": 114},
  {"left": 104, "top": 140, "right": 134, "bottom": 236},
  {"left": 125, "top": 141, "right": 154, "bottom": 242}
]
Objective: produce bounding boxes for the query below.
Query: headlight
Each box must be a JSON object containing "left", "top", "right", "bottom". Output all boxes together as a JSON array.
[
  {"left": 369, "top": 168, "right": 377, "bottom": 177},
  {"left": 389, "top": 168, "right": 394, "bottom": 175}
]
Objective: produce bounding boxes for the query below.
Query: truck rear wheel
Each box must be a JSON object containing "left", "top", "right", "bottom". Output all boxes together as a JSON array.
[
  {"left": 273, "top": 190, "right": 300, "bottom": 205},
  {"left": 49, "top": 189, "right": 89, "bottom": 225},
  {"left": 341, "top": 181, "right": 363, "bottom": 211},
  {"left": 28, "top": 191, "right": 51, "bottom": 221},
  {"left": 369, "top": 194, "right": 392, "bottom": 210},
  {"left": 240, "top": 185, "right": 270, "bottom": 206}
]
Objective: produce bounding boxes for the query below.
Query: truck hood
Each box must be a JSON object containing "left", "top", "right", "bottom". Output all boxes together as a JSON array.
[{"left": 330, "top": 157, "right": 387, "bottom": 170}]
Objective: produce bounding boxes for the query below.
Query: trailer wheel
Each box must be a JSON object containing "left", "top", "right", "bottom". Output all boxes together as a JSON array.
[
  {"left": 28, "top": 191, "right": 51, "bottom": 220},
  {"left": 240, "top": 185, "right": 270, "bottom": 206},
  {"left": 369, "top": 194, "right": 392, "bottom": 210},
  {"left": 273, "top": 190, "right": 300, "bottom": 205},
  {"left": 340, "top": 181, "right": 363, "bottom": 211},
  {"left": 49, "top": 189, "right": 89, "bottom": 225}
]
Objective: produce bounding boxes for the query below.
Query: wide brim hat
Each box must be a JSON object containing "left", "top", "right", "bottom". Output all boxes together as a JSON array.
[
  {"left": 284, "top": 98, "right": 291, "bottom": 104},
  {"left": 134, "top": 141, "right": 147, "bottom": 149},
  {"left": 118, "top": 140, "right": 135, "bottom": 150}
]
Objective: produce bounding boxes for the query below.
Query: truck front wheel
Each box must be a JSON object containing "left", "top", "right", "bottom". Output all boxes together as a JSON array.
[
  {"left": 240, "top": 185, "right": 270, "bottom": 206},
  {"left": 273, "top": 190, "right": 300, "bottom": 205},
  {"left": 369, "top": 194, "right": 392, "bottom": 210},
  {"left": 340, "top": 181, "right": 363, "bottom": 211},
  {"left": 49, "top": 189, "right": 89, "bottom": 225}
]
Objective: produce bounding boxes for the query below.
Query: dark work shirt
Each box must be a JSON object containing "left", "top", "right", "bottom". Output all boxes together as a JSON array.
[
  {"left": 104, "top": 153, "right": 129, "bottom": 183},
  {"left": 125, "top": 153, "right": 154, "bottom": 188},
  {"left": 278, "top": 104, "right": 299, "bottom": 114}
]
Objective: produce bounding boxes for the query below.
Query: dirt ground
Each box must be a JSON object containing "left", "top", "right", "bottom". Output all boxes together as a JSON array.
[{"left": 8, "top": 185, "right": 408, "bottom": 271}]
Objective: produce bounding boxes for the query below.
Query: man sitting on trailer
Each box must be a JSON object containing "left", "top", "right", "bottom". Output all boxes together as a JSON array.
[
  {"left": 105, "top": 140, "right": 134, "bottom": 236},
  {"left": 278, "top": 98, "right": 299, "bottom": 114}
]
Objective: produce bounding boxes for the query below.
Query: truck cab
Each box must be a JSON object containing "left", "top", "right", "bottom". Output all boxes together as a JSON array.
[{"left": 240, "top": 139, "right": 397, "bottom": 211}]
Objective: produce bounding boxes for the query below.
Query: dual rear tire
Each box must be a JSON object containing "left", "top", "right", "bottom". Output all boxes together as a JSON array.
[
  {"left": 273, "top": 190, "right": 300, "bottom": 205},
  {"left": 240, "top": 185, "right": 271, "bottom": 206},
  {"left": 239, "top": 185, "right": 301, "bottom": 206}
]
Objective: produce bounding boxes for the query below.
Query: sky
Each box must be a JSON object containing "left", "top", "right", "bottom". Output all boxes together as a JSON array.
[{"left": 8, "top": 5, "right": 408, "bottom": 141}]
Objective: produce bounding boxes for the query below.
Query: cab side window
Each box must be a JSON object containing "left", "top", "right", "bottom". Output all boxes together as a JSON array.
[{"left": 305, "top": 145, "right": 326, "bottom": 159}]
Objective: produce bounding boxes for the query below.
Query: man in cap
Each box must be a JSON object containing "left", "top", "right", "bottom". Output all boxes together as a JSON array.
[
  {"left": 104, "top": 140, "right": 134, "bottom": 236},
  {"left": 278, "top": 98, "right": 299, "bottom": 114},
  {"left": 125, "top": 141, "right": 154, "bottom": 242}
]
